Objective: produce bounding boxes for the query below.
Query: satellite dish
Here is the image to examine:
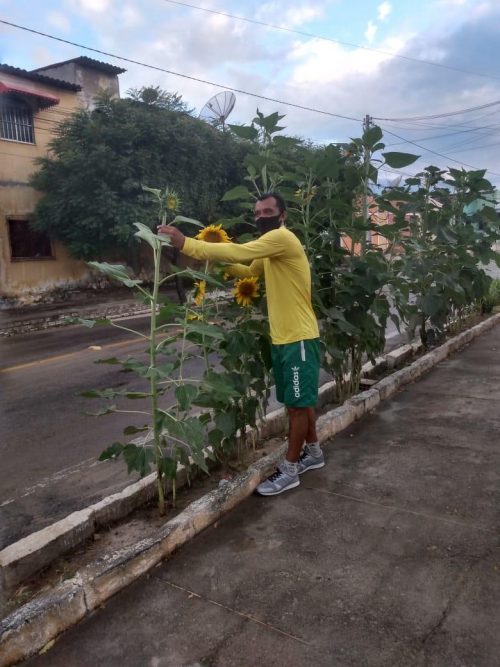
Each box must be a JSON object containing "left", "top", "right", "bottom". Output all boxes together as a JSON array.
[{"left": 199, "top": 91, "right": 236, "bottom": 128}]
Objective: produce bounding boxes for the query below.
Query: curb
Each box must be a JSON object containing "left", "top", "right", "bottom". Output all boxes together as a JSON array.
[
  {"left": 1, "top": 313, "right": 499, "bottom": 665},
  {"left": 0, "top": 303, "right": 150, "bottom": 337}
]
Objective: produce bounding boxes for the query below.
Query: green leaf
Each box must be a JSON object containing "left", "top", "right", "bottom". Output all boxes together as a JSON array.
[
  {"left": 175, "top": 384, "right": 197, "bottom": 412},
  {"left": 363, "top": 125, "right": 383, "bottom": 149},
  {"left": 171, "top": 215, "right": 204, "bottom": 228},
  {"left": 122, "top": 444, "right": 154, "bottom": 476},
  {"left": 160, "top": 456, "right": 178, "bottom": 480},
  {"left": 180, "top": 268, "right": 226, "bottom": 289},
  {"left": 124, "top": 391, "right": 153, "bottom": 399},
  {"left": 200, "top": 372, "right": 240, "bottom": 401},
  {"left": 86, "top": 404, "right": 117, "bottom": 417},
  {"left": 94, "top": 356, "right": 122, "bottom": 365},
  {"left": 134, "top": 222, "right": 171, "bottom": 248},
  {"left": 228, "top": 125, "right": 259, "bottom": 141},
  {"left": 123, "top": 425, "right": 149, "bottom": 435},
  {"left": 421, "top": 294, "right": 443, "bottom": 318},
  {"left": 208, "top": 428, "right": 224, "bottom": 448},
  {"left": 157, "top": 301, "right": 181, "bottom": 325},
  {"left": 99, "top": 441, "right": 124, "bottom": 461},
  {"left": 87, "top": 262, "right": 143, "bottom": 288},
  {"left": 66, "top": 316, "right": 111, "bottom": 328},
  {"left": 221, "top": 185, "right": 252, "bottom": 201},
  {"left": 185, "top": 321, "right": 227, "bottom": 340},
  {"left": 141, "top": 185, "right": 162, "bottom": 198},
  {"left": 214, "top": 411, "right": 237, "bottom": 438},
  {"left": 382, "top": 152, "right": 420, "bottom": 168},
  {"left": 81, "top": 388, "right": 123, "bottom": 399}
]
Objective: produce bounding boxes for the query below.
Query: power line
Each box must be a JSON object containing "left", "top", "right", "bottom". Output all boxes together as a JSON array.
[
  {"left": 160, "top": 0, "right": 500, "bottom": 83},
  {"left": 0, "top": 19, "right": 361, "bottom": 124},
  {"left": 384, "top": 123, "right": 500, "bottom": 148},
  {"left": 2, "top": 19, "right": 499, "bottom": 178},
  {"left": 444, "top": 139, "right": 500, "bottom": 155},
  {"left": 373, "top": 99, "right": 500, "bottom": 122},
  {"left": 380, "top": 125, "right": 500, "bottom": 177}
]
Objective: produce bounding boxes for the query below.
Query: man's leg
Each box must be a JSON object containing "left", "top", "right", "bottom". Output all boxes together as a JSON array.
[
  {"left": 256, "top": 339, "right": 321, "bottom": 496},
  {"left": 305, "top": 407, "right": 317, "bottom": 445},
  {"left": 286, "top": 406, "right": 310, "bottom": 462}
]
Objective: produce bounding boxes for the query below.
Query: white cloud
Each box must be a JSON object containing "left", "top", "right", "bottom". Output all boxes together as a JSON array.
[
  {"left": 121, "top": 5, "right": 143, "bottom": 29},
  {"left": 255, "top": 1, "right": 325, "bottom": 27},
  {"left": 47, "top": 11, "right": 71, "bottom": 32},
  {"left": 364, "top": 21, "right": 377, "bottom": 43},
  {"left": 73, "top": 0, "right": 112, "bottom": 13},
  {"left": 286, "top": 5, "right": 324, "bottom": 27},
  {"left": 287, "top": 34, "right": 405, "bottom": 85},
  {"left": 377, "top": 2, "right": 392, "bottom": 21}
]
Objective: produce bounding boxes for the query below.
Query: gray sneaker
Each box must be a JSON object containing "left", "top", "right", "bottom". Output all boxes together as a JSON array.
[
  {"left": 297, "top": 445, "right": 325, "bottom": 475},
  {"left": 256, "top": 465, "right": 300, "bottom": 496}
]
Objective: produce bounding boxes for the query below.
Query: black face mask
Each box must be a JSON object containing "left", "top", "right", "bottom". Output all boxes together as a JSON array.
[{"left": 255, "top": 215, "right": 282, "bottom": 236}]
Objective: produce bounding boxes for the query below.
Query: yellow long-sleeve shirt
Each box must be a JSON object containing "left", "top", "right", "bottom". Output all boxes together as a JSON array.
[{"left": 182, "top": 227, "right": 319, "bottom": 345}]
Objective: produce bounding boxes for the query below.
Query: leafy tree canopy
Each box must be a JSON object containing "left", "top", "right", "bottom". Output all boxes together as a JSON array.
[
  {"left": 127, "top": 85, "right": 195, "bottom": 114},
  {"left": 30, "top": 90, "right": 248, "bottom": 261}
]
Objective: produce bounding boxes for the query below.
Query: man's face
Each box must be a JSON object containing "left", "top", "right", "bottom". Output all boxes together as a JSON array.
[{"left": 254, "top": 196, "right": 283, "bottom": 223}]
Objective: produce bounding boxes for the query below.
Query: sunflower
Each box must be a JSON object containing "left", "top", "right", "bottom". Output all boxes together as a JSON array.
[
  {"left": 193, "top": 280, "right": 206, "bottom": 306},
  {"left": 187, "top": 311, "right": 203, "bottom": 321},
  {"left": 233, "top": 277, "right": 260, "bottom": 307},
  {"left": 166, "top": 193, "right": 181, "bottom": 211},
  {"left": 196, "top": 224, "right": 231, "bottom": 243}
]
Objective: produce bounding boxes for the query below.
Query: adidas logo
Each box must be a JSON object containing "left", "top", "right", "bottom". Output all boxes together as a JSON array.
[{"left": 292, "top": 366, "right": 301, "bottom": 398}]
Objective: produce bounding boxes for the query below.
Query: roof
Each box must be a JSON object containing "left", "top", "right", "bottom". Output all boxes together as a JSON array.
[
  {"left": 33, "top": 56, "right": 126, "bottom": 76},
  {"left": 0, "top": 64, "right": 81, "bottom": 91},
  {"left": 0, "top": 81, "right": 60, "bottom": 109}
]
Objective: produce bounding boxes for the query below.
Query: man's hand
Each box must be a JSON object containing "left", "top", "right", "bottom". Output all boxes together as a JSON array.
[{"left": 157, "top": 225, "right": 186, "bottom": 250}]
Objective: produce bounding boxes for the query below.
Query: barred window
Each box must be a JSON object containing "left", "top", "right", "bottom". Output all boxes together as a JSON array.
[
  {"left": 0, "top": 96, "right": 35, "bottom": 144},
  {"left": 8, "top": 220, "right": 53, "bottom": 260}
]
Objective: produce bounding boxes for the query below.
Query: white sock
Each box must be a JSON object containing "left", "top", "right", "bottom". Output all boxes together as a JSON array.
[{"left": 306, "top": 442, "right": 322, "bottom": 457}]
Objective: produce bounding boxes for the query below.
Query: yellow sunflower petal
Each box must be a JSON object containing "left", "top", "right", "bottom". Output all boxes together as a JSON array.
[
  {"left": 233, "top": 277, "right": 260, "bottom": 307},
  {"left": 196, "top": 224, "right": 231, "bottom": 243}
]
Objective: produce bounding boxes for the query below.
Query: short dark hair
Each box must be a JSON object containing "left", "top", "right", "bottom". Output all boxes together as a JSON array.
[{"left": 257, "top": 191, "right": 286, "bottom": 214}]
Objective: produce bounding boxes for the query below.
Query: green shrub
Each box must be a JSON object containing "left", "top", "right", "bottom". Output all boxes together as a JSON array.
[{"left": 489, "top": 278, "right": 500, "bottom": 305}]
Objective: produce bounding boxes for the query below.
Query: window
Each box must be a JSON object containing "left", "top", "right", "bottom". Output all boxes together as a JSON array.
[
  {"left": 0, "top": 95, "right": 35, "bottom": 144},
  {"left": 8, "top": 220, "right": 53, "bottom": 260}
]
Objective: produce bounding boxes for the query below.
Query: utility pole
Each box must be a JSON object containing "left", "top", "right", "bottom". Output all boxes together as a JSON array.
[{"left": 362, "top": 114, "right": 373, "bottom": 250}]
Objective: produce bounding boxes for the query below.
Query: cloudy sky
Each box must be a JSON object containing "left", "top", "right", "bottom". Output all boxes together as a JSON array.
[{"left": 1, "top": 0, "right": 500, "bottom": 187}]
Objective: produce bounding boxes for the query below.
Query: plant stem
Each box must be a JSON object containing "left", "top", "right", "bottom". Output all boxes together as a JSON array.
[{"left": 150, "top": 245, "right": 166, "bottom": 515}]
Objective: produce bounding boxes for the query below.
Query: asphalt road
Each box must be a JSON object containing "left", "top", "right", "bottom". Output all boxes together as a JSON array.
[
  {"left": 0, "top": 316, "right": 208, "bottom": 547},
  {"left": 0, "top": 315, "right": 405, "bottom": 548}
]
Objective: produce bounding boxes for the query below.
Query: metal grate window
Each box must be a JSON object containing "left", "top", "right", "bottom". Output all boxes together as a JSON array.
[{"left": 0, "top": 96, "right": 35, "bottom": 144}]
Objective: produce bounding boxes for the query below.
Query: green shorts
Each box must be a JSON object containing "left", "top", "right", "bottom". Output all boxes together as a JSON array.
[{"left": 271, "top": 338, "right": 321, "bottom": 408}]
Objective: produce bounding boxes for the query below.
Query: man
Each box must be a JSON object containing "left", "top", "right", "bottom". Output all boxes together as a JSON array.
[{"left": 158, "top": 192, "right": 324, "bottom": 496}]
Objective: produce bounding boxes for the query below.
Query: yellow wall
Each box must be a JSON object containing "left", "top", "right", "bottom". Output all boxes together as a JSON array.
[{"left": 0, "top": 74, "right": 88, "bottom": 296}]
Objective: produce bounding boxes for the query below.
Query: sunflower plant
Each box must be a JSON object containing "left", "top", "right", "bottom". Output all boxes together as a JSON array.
[
  {"left": 195, "top": 270, "right": 272, "bottom": 463},
  {"left": 76, "top": 186, "right": 238, "bottom": 515}
]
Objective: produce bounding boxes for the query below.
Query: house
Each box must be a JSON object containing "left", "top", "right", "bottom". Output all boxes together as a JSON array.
[{"left": 0, "top": 57, "right": 125, "bottom": 301}]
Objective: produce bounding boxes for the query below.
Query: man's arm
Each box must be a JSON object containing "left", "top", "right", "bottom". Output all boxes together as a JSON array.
[
  {"left": 226, "top": 259, "right": 264, "bottom": 278},
  {"left": 157, "top": 225, "right": 285, "bottom": 263}
]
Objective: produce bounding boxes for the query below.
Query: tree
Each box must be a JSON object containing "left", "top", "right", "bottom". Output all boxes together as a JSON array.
[
  {"left": 127, "top": 85, "right": 194, "bottom": 114},
  {"left": 30, "top": 91, "right": 247, "bottom": 265}
]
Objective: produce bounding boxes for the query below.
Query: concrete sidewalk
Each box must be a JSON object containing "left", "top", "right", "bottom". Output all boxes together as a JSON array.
[{"left": 24, "top": 325, "right": 500, "bottom": 666}]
